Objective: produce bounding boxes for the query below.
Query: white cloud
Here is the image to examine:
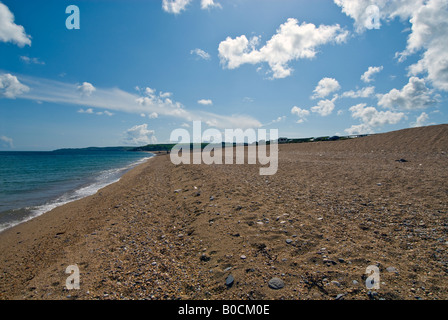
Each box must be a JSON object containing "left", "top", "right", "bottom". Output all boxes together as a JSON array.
[
  {"left": 311, "top": 97, "right": 337, "bottom": 116},
  {"left": 218, "top": 18, "right": 349, "bottom": 79},
  {"left": 0, "top": 2, "right": 31, "bottom": 47},
  {"left": 148, "top": 112, "right": 158, "bottom": 119},
  {"left": 291, "top": 106, "right": 310, "bottom": 123},
  {"left": 404, "top": 0, "right": 448, "bottom": 91},
  {"left": 198, "top": 99, "right": 213, "bottom": 106},
  {"left": 162, "top": 0, "right": 192, "bottom": 14},
  {"left": 344, "top": 123, "right": 372, "bottom": 135},
  {"left": 411, "top": 112, "right": 430, "bottom": 127},
  {"left": 335, "top": 0, "right": 448, "bottom": 91},
  {"left": 201, "top": 0, "right": 221, "bottom": 10},
  {"left": 0, "top": 135, "right": 13, "bottom": 148},
  {"left": 361, "top": 66, "right": 383, "bottom": 83},
  {"left": 312, "top": 77, "right": 341, "bottom": 99},
  {"left": 342, "top": 86, "right": 375, "bottom": 98},
  {"left": 77, "top": 82, "right": 96, "bottom": 97},
  {"left": 159, "top": 91, "right": 172, "bottom": 98},
  {"left": 15, "top": 75, "right": 262, "bottom": 130},
  {"left": 145, "top": 87, "right": 155, "bottom": 96},
  {"left": 345, "top": 103, "right": 405, "bottom": 134},
  {"left": 123, "top": 124, "right": 157, "bottom": 145},
  {"left": 264, "top": 115, "right": 287, "bottom": 126},
  {"left": 96, "top": 110, "right": 114, "bottom": 116},
  {"left": 0, "top": 73, "right": 30, "bottom": 99},
  {"left": 377, "top": 77, "right": 436, "bottom": 110},
  {"left": 272, "top": 116, "right": 286, "bottom": 123},
  {"left": 20, "top": 56, "right": 45, "bottom": 65},
  {"left": 78, "top": 108, "right": 94, "bottom": 114},
  {"left": 191, "top": 48, "right": 211, "bottom": 60}
]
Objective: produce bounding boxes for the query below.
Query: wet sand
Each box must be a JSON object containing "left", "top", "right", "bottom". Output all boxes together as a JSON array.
[{"left": 0, "top": 124, "right": 447, "bottom": 300}]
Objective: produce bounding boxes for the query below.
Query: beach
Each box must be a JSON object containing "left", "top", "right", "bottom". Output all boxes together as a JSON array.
[{"left": 0, "top": 124, "right": 447, "bottom": 300}]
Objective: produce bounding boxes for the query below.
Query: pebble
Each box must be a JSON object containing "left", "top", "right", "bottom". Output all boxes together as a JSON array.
[
  {"left": 331, "top": 281, "right": 341, "bottom": 287},
  {"left": 386, "top": 266, "right": 398, "bottom": 273},
  {"left": 335, "top": 293, "right": 346, "bottom": 300},
  {"left": 285, "top": 239, "right": 293, "bottom": 244},
  {"left": 225, "top": 275, "right": 234, "bottom": 288},
  {"left": 240, "top": 255, "right": 247, "bottom": 260},
  {"left": 268, "top": 278, "right": 285, "bottom": 290}
]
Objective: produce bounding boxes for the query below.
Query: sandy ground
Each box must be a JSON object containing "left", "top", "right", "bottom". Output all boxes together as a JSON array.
[{"left": 0, "top": 124, "right": 447, "bottom": 300}]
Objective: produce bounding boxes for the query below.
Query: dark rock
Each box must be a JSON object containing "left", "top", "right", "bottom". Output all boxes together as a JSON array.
[
  {"left": 386, "top": 266, "right": 398, "bottom": 273},
  {"left": 200, "top": 254, "right": 211, "bottom": 262},
  {"left": 335, "top": 293, "right": 346, "bottom": 300},
  {"left": 225, "top": 275, "right": 234, "bottom": 288},
  {"left": 268, "top": 277, "right": 285, "bottom": 290},
  {"left": 323, "top": 258, "right": 337, "bottom": 266}
]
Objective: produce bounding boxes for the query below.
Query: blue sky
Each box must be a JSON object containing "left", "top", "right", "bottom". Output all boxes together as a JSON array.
[{"left": 0, "top": 0, "right": 447, "bottom": 150}]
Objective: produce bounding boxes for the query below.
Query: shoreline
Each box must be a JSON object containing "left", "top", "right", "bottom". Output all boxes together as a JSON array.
[
  {"left": 0, "top": 153, "right": 155, "bottom": 235},
  {"left": 0, "top": 125, "right": 447, "bottom": 300}
]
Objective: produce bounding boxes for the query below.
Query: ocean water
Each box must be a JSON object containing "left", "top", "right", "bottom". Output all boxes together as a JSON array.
[{"left": 0, "top": 149, "right": 153, "bottom": 233}]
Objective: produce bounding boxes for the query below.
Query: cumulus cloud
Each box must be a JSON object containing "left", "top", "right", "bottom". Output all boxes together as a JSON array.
[
  {"left": 198, "top": 99, "right": 213, "bottom": 106},
  {"left": 345, "top": 103, "right": 405, "bottom": 134},
  {"left": 291, "top": 106, "right": 310, "bottom": 123},
  {"left": 218, "top": 18, "right": 349, "bottom": 79},
  {"left": 0, "top": 73, "right": 30, "bottom": 99},
  {"left": 123, "top": 124, "right": 157, "bottom": 145},
  {"left": 311, "top": 98, "right": 337, "bottom": 117},
  {"left": 335, "top": 0, "right": 448, "bottom": 91},
  {"left": 411, "top": 111, "right": 430, "bottom": 127},
  {"left": 191, "top": 48, "right": 211, "bottom": 60},
  {"left": 361, "top": 66, "right": 383, "bottom": 83},
  {"left": 0, "top": 135, "right": 13, "bottom": 148},
  {"left": 0, "top": 2, "right": 31, "bottom": 47},
  {"left": 377, "top": 77, "right": 436, "bottom": 110},
  {"left": 404, "top": 0, "right": 448, "bottom": 91},
  {"left": 148, "top": 112, "right": 159, "bottom": 119},
  {"left": 78, "top": 108, "right": 94, "bottom": 114},
  {"left": 162, "top": 0, "right": 192, "bottom": 14},
  {"left": 78, "top": 108, "right": 113, "bottom": 116},
  {"left": 311, "top": 77, "right": 341, "bottom": 99},
  {"left": 77, "top": 82, "right": 96, "bottom": 97},
  {"left": 341, "top": 86, "right": 375, "bottom": 98},
  {"left": 201, "top": 0, "right": 221, "bottom": 10}
]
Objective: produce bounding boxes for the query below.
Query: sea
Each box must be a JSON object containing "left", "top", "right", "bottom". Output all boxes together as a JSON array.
[{"left": 0, "top": 149, "right": 154, "bottom": 233}]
